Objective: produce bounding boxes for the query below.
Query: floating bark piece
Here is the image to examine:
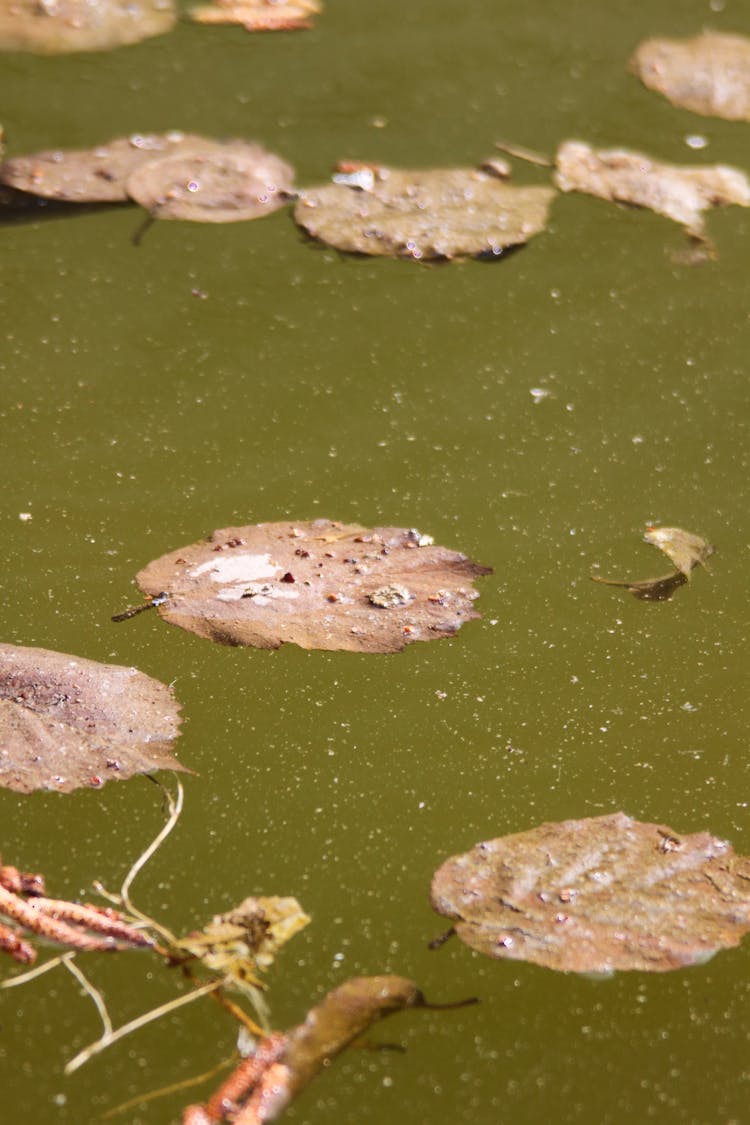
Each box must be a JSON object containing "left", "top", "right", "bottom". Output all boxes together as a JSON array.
[
  {"left": 188, "top": 0, "right": 321, "bottom": 31},
  {"left": 125, "top": 140, "right": 294, "bottom": 222},
  {"left": 294, "top": 166, "right": 556, "bottom": 259},
  {"left": 0, "top": 643, "right": 185, "bottom": 793},
  {"left": 590, "top": 570, "right": 687, "bottom": 602},
  {"left": 431, "top": 812, "right": 750, "bottom": 974},
  {"left": 631, "top": 32, "right": 750, "bottom": 122},
  {"left": 555, "top": 140, "right": 750, "bottom": 237},
  {"left": 0, "top": 0, "right": 175, "bottom": 54},
  {"left": 0, "top": 132, "right": 207, "bottom": 204},
  {"left": 642, "top": 524, "right": 714, "bottom": 576},
  {"left": 131, "top": 520, "right": 491, "bottom": 653}
]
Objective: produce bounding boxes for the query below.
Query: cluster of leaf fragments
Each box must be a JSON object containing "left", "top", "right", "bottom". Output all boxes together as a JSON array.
[
  {"left": 4, "top": 31, "right": 750, "bottom": 256},
  {"left": 0, "top": 515, "right": 736, "bottom": 1121}
]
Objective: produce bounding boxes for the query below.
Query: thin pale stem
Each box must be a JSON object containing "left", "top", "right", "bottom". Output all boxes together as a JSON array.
[
  {"left": 0, "top": 951, "right": 75, "bottom": 989},
  {"left": 65, "top": 978, "right": 222, "bottom": 1075},
  {"left": 63, "top": 957, "right": 113, "bottom": 1038}
]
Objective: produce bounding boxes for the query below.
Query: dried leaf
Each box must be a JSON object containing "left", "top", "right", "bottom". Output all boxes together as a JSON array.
[
  {"left": 130, "top": 520, "right": 491, "bottom": 653},
  {"left": 125, "top": 141, "right": 294, "bottom": 222},
  {"left": 177, "top": 896, "right": 310, "bottom": 991},
  {"left": 0, "top": 0, "right": 175, "bottom": 54},
  {"left": 431, "top": 812, "right": 750, "bottom": 973},
  {"left": 555, "top": 139, "right": 750, "bottom": 237},
  {"left": 0, "top": 643, "right": 185, "bottom": 793},
  {"left": 631, "top": 32, "right": 750, "bottom": 122},
  {"left": 642, "top": 524, "right": 714, "bottom": 576},
  {"left": 294, "top": 166, "right": 556, "bottom": 259},
  {"left": 188, "top": 0, "right": 320, "bottom": 31},
  {"left": 0, "top": 132, "right": 208, "bottom": 204},
  {"left": 590, "top": 570, "right": 688, "bottom": 602}
]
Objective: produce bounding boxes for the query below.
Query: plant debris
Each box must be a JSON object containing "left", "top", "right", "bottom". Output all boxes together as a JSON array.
[
  {"left": 129, "top": 520, "right": 491, "bottom": 653},
  {"left": 183, "top": 975, "right": 474, "bottom": 1123},
  {"left": 0, "top": 643, "right": 185, "bottom": 793},
  {"left": 0, "top": 0, "right": 175, "bottom": 54},
  {"left": 294, "top": 165, "right": 556, "bottom": 259},
  {"left": 125, "top": 140, "right": 294, "bottom": 222},
  {"left": 631, "top": 32, "right": 750, "bottom": 122},
  {"left": 591, "top": 524, "right": 713, "bottom": 601},
  {"left": 0, "top": 855, "right": 152, "bottom": 964},
  {"left": 555, "top": 140, "right": 750, "bottom": 238},
  {"left": 176, "top": 896, "right": 310, "bottom": 996},
  {"left": 188, "top": 0, "right": 321, "bottom": 32},
  {"left": 430, "top": 812, "right": 750, "bottom": 973},
  {"left": 0, "top": 132, "right": 207, "bottom": 204}
]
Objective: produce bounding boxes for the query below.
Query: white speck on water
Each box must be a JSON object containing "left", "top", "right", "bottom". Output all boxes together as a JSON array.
[
  {"left": 530, "top": 387, "right": 550, "bottom": 404},
  {"left": 632, "top": 434, "right": 644, "bottom": 444},
  {"left": 685, "top": 134, "right": 708, "bottom": 150},
  {"left": 681, "top": 702, "right": 699, "bottom": 712},
  {"left": 18, "top": 512, "right": 32, "bottom": 521}
]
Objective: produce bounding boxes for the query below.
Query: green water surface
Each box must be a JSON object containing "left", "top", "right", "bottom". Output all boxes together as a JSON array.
[{"left": 3, "top": 1, "right": 750, "bottom": 1121}]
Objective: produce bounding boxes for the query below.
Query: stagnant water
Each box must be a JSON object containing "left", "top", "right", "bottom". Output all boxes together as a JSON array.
[{"left": 3, "top": 0, "right": 750, "bottom": 1121}]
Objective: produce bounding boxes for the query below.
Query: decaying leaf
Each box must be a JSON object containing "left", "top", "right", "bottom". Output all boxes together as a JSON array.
[
  {"left": 124, "top": 140, "right": 294, "bottom": 222},
  {"left": 0, "top": 0, "right": 175, "bottom": 54},
  {"left": 643, "top": 524, "right": 714, "bottom": 576},
  {"left": 0, "top": 643, "right": 185, "bottom": 793},
  {"left": 555, "top": 140, "right": 750, "bottom": 237},
  {"left": 631, "top": 32, "right": 750, "bottom": 122},
  {"left": 591, "top": 524, "right": 713, "bottom": 601},
  {"left": 128, "top": 520, "right": 492, "bottom": 653},
  {"left": 430, "top": 812, "right": 750, "bottom": 974},
  {"left": 294, "top": 166, "right": 556, "bottom": 259},
  {"left": 184, "top": 976, "right": 475, "bottom": 1124},
  {"left": 0, "top": 132, "right": 207, "bottom": 204},
  {"left": 188, "top": 0, "right": 320, "bottom": 31},
  {"left": 177, "top": 896, "right": 310, "bottom": 993},
  {"left": 590, "top": 570, "right": 688, "bottom": 602}
]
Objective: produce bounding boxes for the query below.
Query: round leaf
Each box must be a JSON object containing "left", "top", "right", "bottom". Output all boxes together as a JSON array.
[
  {"left": 431, "top": 812, "right": 750, "bottom": 973},
  {"left": 132, "top": 520, "right": 492, "bottom": 653},
  {"left": 0, "top": 0, "right": 175, "bottom": 54},
  {"left": 125, "top": 141, "right": 295, "bottom": 222},
  {"left": 0, "top": 643, "right": 185, "bottom": 793},
  {"left": 294, "top": 166, "right": 556, "bottom": 259}
]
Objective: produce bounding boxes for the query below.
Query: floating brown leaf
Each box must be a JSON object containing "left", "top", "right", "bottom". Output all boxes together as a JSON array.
[
  {"left": 188, "top": 0, "right": 320, "bottom": 31},
  {"left": 590, "top": 570, "right": 687, "bottom": 602},
  {"left": 125, "top": 141, "right": 294, "bottom": 222},
  {"left": 430, "top": 812, "right": 750, "bottom": 973},
  {"left": 643, "top": 524, "right": 714, "bottom": 576},
  {"left": 555, "top": 140, "right": 750, "bottom": 237},
  {"left": 0, "top": 643, "right": 185, "bottom": 793},
  {"left": 184, "top": 976, "right": 446, "bottom": 1123},
  {"left": 631, "top": 32, "right": 750, "bottom": 122},
  {"left": 177, "top": 896, "right": 310, "bottom": 994},
  {"left": 0, "top": 132, "right": 207, "bottom": 204},
  {"left": 128, "top": 520, "right": 492, "bottom": 653},
  {"left": 0, "top": 0, "right": 175, "bottom": 54},
  {"left": 294, "top": 166, "right": 556, "bottom": 259}
]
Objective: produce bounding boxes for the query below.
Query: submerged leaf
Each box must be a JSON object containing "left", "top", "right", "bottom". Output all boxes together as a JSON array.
[
  {"left": 590, "top": 571, "right": 687, "bottom": 602},
  {"left": 188, "top": 0, "right": 320, "bottom": 30},
  {"left": 555, "top": 140, "right": 750, "bottom": 237},
  {"left": 130, "top": 520, "right": 492, "bottom": 653},
  {"left": 0, "top": 0, "right": 175, "bottom": 54},
  {"left": 0, "top": 643, "right": 184, "bottom": 793},
  {"left": 177, "top": 896, "right": 310, "bottom": 991},
  {"left": 643, "top": 524, "right": 714, "bottom": 576},
  {"left": 631, "top": 32, "right": 750, "bottom": 122},
  {"left": 125, "top": 141, "right": 294, "bottom": 222},
  {"left": 430, "top": 812, "right": 750, "bottom": 973},
  {"left": 294, "top": 166, "right": 556, "bottom": 259},
  {"left": 0, "top": 132, "right": 207, "bottom": 204}
]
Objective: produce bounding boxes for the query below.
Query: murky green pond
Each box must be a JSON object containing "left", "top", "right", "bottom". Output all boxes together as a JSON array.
[{"left": 3, "top": 0, "right": 750, "bottom": 1121}]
